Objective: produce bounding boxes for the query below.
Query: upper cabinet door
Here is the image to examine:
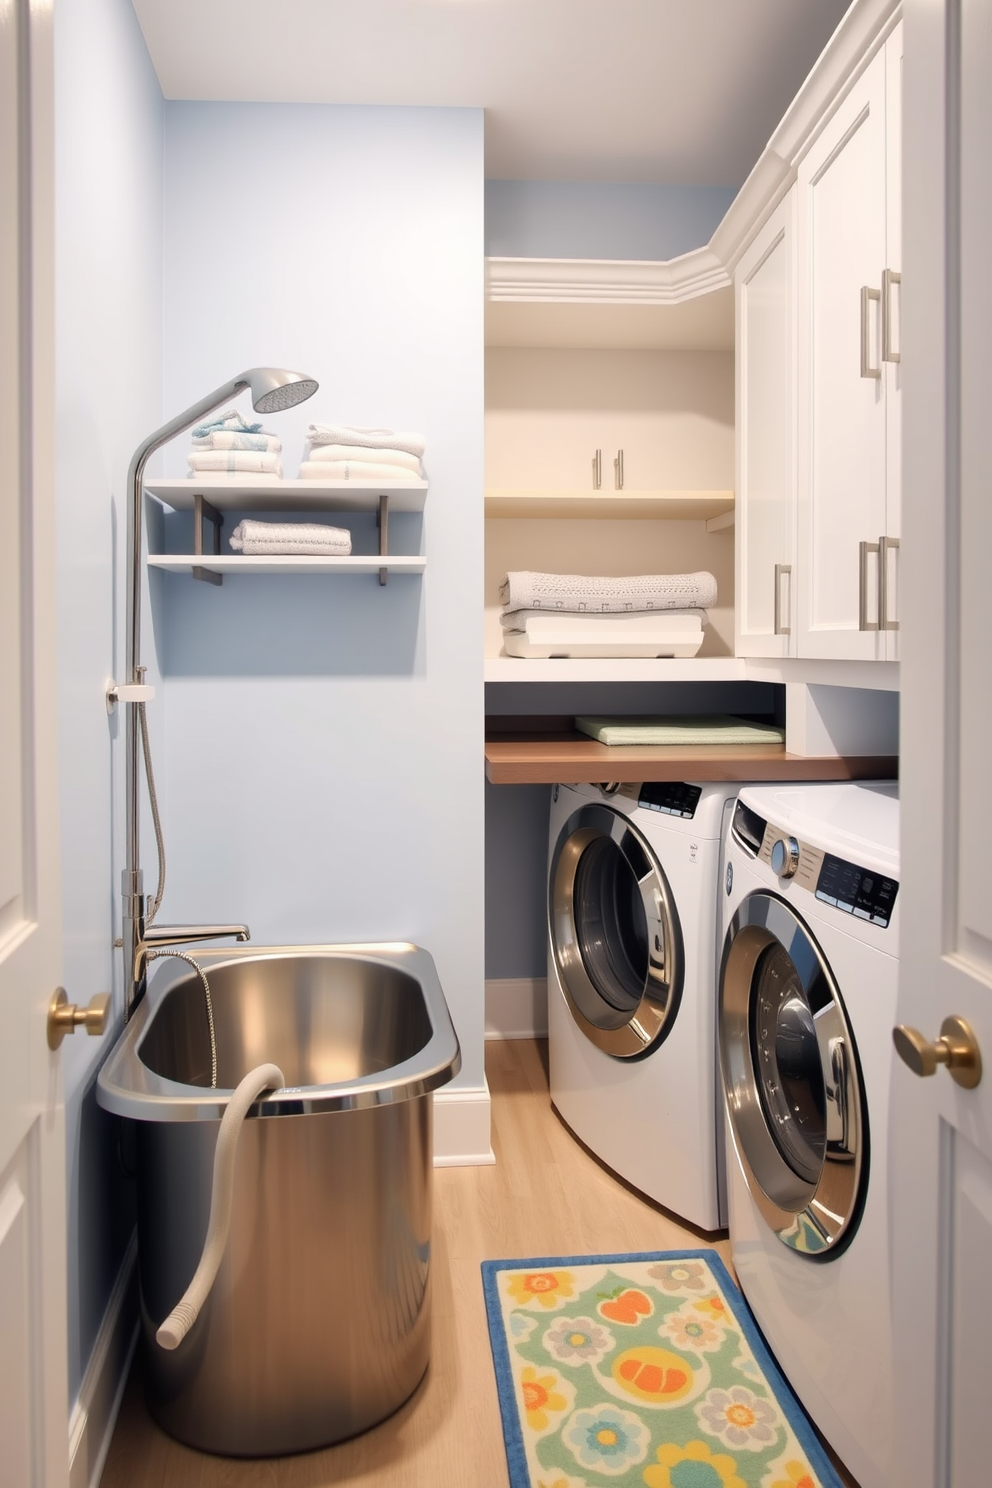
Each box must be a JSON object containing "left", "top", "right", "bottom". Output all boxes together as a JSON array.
[
  {"left": 796, "top": 43, "right": 891, "bottom": 661},
  {"left": 881, "top": 21, "right": 903, "bottom": 659},
  {"left": 735, "top": 190, "right": 797, "bottom": 659}
]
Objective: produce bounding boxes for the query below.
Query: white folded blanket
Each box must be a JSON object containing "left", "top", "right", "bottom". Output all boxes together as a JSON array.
[
  {"left": 229, "top": 520, "right": 351, "bottom": 555},
  {"left": 298, "top": 460, "right": 423, "bottom": 484},
  {"left": 188, "top": 450, "right": 283, "bottom": 475},
  {"left": 191, "top": 431, "right": 282, "bottom": 452},
  {"left": 500, "top": 607, "right": 708, "bottom": 634},
  {"left": 304, "top": 442, "right": 422, "bottom": 475},
  {"left": 499, "top": 570, "right": 718, "bottom": 614},
  {"left": 307, "top": 423, "right": 426, "bottom": 458}
]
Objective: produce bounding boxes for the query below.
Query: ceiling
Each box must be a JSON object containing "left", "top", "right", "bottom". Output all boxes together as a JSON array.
[{"left": 130, "top": 0, "right": 851, "bottom": 186}]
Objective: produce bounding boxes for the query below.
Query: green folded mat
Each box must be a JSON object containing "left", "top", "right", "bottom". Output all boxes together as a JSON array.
[{"left": 574, "top": 714, "right": 786, "bottom": 747}]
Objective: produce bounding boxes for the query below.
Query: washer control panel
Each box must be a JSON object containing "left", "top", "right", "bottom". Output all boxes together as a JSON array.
[
  {"left": 814, "top": 853, "right": 899, "bottom": 928},
  {"left": 637, "top": 782, "right": 702, "bottom": 819},
  {"left": 754, "top": 824, "right": 899, "bottom": 928}
]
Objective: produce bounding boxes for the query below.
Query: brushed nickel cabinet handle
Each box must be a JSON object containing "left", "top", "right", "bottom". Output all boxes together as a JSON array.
[
  {"left": 882, "top": 268, "right": 901, "bottom": 363},
  {"left": 859, "top": 540, "right": 879, "bottom": 631},
  {"left": 879, "top": 534, "right": 900, "bottom": 631},
  {"left": 861, "top": 285, "right": 882, "bottom": 379},
  {"left": 614, "top": 449, "right": 624, "bottom": 490},
  {"left": 593, "top": 449, "right": 602, "bottom": 489},
  {"left": 773, "top": 563, "right": 791, "bottom": 635}
]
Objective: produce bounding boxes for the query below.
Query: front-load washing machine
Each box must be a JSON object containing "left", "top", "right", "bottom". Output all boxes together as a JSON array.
[
  {"left": 547, "top": 779, "right": 740, "bottom": 1232},
  {"left": 719, "top": 782, "right": 899, "bottom": 1488}
]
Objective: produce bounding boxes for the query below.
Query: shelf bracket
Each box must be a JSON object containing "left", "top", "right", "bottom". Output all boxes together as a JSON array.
[
  {"left": 192, "top": 493, "right": 223, "bottom": 586},
  {"left": 376, "top": 493, "right": 389, "bottom": 586}
]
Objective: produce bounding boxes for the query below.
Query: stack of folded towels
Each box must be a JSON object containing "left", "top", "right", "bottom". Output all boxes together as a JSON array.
[
  {"left": 229, "top": 520, "right": 351, "bottom": 556},
  {"left": 299, "top": 424, "right": 425, "bottom": 484},
  {"left": 499, "top": 570, "right": 718, "bottom": 659},
  {"left": 188, "top": 410, "right": 283, "bottom": 479}
]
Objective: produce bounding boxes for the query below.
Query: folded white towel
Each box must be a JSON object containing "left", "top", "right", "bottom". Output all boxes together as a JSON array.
[
  {"left": 307, "top": 423, "right": 426, "bottom": 458},
  {"left": 188, "top": 451, "right": 283, "bottom": 475},
  {"left": 229, "top": 520, "right": 352, "bottom": 556},
  {"left": 191, "top": 409, "right": 264, "bottom": 437},
  {"left": 298, "top": 460, "right": 423, "bottom": 485},
  {"left": 191, "top": 431, "right": 282, "bottom": 452},
  {"left": 304, "top": 442, "right": 422, "bottom": 475},
  {"left": 500, "top": 607, "right": 709, "bottom": 634},
  {"left": 499, "top": 570, "right": 718, "bottom": 614}
]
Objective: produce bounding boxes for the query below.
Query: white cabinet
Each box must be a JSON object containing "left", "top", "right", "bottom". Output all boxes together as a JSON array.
[
  {"left": 796, "top": 21, "right": 903, "bottom": 661},
  {"left": 735, "top": 190, "right": 797, "bottom": 658}
]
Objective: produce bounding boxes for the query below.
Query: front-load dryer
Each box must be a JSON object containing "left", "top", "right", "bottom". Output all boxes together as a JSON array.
[
  {"left": 719, "top": 782, "right": 899, "bottom": 1488},
  {"left": 547, "top": 779, "right": 740, "bottom": 1232}
]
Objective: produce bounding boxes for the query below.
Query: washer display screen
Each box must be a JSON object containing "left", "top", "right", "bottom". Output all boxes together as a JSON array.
[
  {"left": 749, "top": 940, "right": 827, "bottom": 1185},
  {"left": 573, "top": 835, "right": 649, "bottom": 1013}
]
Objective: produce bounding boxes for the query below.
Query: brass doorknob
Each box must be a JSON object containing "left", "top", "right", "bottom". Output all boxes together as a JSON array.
[
  {"left": 47, "top": 988, "right": 111, "bottom": 1050},
  {"left": 893, "top": 1015, "right": 982, "bottom": 1090}
]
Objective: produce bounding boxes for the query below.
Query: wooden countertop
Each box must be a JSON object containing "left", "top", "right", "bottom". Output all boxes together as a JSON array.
[{"left": 484, "top": 718, "right": 898, "bottom": 786}]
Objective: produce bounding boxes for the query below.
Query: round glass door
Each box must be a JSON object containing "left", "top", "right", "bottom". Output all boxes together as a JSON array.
[
  {"left": 719, "top": 892, "right": 866, "bottom": 1257},
  {"left": 550, "top": 804, "right": 683, "bottom": 1059}
]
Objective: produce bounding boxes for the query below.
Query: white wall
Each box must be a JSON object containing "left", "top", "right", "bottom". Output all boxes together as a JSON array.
[
  {"left": 156, "top": 105, "right": 486, "bottom": 1095},
  {"left": 54, "top": 0, "right": 163, "bottom": 1408}
]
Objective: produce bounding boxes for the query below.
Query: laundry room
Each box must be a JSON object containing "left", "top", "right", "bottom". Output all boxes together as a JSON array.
[{"left": 7, "top": 0, "right": 986, "bottom": 1485}]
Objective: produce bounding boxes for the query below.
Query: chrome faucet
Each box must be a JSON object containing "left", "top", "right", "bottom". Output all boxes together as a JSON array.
[{"left": 123, "top": 864, "right": 251, "bottom": 1018}]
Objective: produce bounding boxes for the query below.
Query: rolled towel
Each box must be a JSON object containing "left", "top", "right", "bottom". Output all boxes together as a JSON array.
[
  {"left": 304, "top": 442, "right": 422, "bottom": 476},
  {"left": 298, "top": 459, "right": 422, "bottom": 485},
  {"left": 498, "top": 570, "right": 718, "bottom": 614},
  {"left": 500, "top": 606, "right": 709, "bottom": 633},
  {"left": 307, "top": 423, "right": 426, "bottom": 459},
  {"left": 230, "top": 520, "right": 352, "bottom": 555},
  {"left": 191, "top": 431, "right": 282, "bottom": 452},
  {"left": 188, "top": 450, "right": 283, "bottom": 475},
  {"left": 191, "top": 408, "right": 264, "bottom": 438}
]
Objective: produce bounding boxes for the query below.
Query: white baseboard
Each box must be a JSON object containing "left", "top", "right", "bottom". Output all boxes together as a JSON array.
[
  {"left": 68, "top": 1232, "right": 138, "bottom": 1488},
  {"left": 485, "top": 976, "right": 548, "bottom": 1041},
  {"left": 433, "top": 1081, "right": 494, "bottom": 1166}
]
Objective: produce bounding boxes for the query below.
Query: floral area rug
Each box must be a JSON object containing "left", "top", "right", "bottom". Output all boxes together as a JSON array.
[{"left": 481, "top": 1250, "right": 843, "bottom": 1488}]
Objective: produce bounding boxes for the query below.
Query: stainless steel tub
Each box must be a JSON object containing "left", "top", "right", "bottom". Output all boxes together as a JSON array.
[{"left": 97, "top": 943, "right": 461, "bottom": 1457}]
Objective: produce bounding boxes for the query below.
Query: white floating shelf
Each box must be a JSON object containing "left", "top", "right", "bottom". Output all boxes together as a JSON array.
[
  {"left": 145, "top": 478, "right": 428, "bottom": 513},
  {"left": 148, "top": 555, "right": 426, "bottom": 577},
  {"left": 484, "top": 489, "right": 734, "bottom": 522},
  {"left": 484, "top": 655, "right": 747, "bottom": 684}
]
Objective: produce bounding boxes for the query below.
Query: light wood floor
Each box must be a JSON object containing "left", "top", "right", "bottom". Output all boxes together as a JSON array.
[{"left": 99, "top": 1038, "right": 854, "bottom": 1488}]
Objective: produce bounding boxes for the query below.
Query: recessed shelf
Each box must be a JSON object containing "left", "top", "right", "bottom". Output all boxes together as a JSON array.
[
  {"left": 484, "top": 656, "right": 747, "bottom": 683},
  {"left": 148, "top": 555, "right": 426, "bottom": 578},
  {"left": 484, "top": 489, "right": 734, "bottom": 521},
  {"left": 145, "top": 478, "right": 428, "bottom": 513}
]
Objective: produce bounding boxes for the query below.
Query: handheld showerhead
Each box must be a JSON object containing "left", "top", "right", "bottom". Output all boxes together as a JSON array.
[{"left": 244, "top": 367, "right": 320, "bottom": 415}]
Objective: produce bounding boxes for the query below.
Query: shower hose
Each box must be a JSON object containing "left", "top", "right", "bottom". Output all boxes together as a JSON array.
[
  {"left": 137, "top": 700, "right": 285, "bottom": 1351},
  {"left": 156, "top": 1062, "right": 285, "bottom": 1350}
]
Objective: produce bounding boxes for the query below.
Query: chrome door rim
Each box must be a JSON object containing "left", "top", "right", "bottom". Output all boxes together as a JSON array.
[
  {"left": 549, "top": 804, "right": 683, "bottom": 1059},
  {"left": 719, "top": 891, "right": 867, "bottom": 1257}
]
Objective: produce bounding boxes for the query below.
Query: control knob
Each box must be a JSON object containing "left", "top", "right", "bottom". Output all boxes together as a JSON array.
[{"left": 770, "top": 835, "right": 800, "bottom": 880}]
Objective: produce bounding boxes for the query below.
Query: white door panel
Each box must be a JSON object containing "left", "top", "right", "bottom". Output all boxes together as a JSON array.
[
  {"left": 735, "top": 191, "right": 796, "bottom": 659},
  {"left": 798, "top": 47, "right": 888, "bottom": 660},
  {"left": 892, "top": 2, "right": 992, "bottom": 1484},
  {"left": 0, "top": 0, "right": 68, "bottom": 1484}
]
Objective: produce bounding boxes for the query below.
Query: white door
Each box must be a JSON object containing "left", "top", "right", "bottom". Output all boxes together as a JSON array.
[
  {"left": 890, "top": 2, "right": 992, "bottom": 1484},
  {"left": 880, "top": 22, "right": 903, "bottom": 660},
  {"left": 734, "top": 189, "right": 797, "bottom": 659},
  {"left": 797, "top": 43, "right": 889, "bottom": 661},
  {"left": 0, "top": 2, "right": 69, "bottom": 1485}
]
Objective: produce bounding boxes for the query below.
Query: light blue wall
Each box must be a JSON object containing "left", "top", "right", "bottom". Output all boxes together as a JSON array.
[
  {"left": 54, "top": 0, "right": 163, "bottom": 1404},
  {"left": 156, "top": 104, "right": 486, "bottom": 1088},
  {"left": 485, "top": 180, "right": 736, "bottom": 261}
]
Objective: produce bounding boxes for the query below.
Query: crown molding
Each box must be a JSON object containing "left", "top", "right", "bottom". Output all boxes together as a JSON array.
[{"left": 486, "top": 0, "right": 902, "bottom": 306}]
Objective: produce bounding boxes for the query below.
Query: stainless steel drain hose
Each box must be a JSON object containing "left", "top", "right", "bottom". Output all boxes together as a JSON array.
[{"left": 147, "top": 949, "right": 218, "bottom": 1088}]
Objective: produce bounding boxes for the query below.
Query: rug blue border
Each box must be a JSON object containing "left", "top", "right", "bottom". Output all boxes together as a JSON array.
[{"left": 481, "top": 1248, "right": 845, "bottom": 1488}]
